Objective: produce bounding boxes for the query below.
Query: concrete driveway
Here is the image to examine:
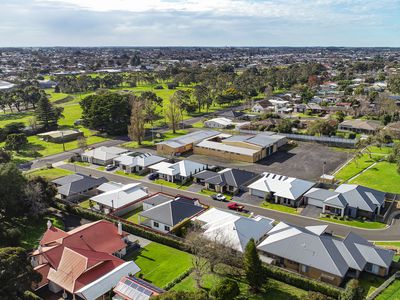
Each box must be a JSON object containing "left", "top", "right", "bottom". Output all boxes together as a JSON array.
[{"left": 301, "top": 205, "right": 323, "bottom": 219}]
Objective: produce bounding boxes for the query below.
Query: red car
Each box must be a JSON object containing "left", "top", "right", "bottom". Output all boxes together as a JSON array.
[{"left": 228, "top": 202, "right": 245, "bottom": 211}]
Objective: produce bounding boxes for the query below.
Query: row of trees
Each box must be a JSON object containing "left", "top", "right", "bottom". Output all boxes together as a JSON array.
[{"left": 0, "top": 82, "right": 47, "bottom": 113}]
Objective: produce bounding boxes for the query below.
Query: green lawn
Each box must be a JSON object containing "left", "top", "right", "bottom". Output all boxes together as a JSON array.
[
  {"left": 261, "top": 201, "right": 299, "bottom": 214},
  {"left": 376, "top": 280, "right": 400, "bottom": 300},
  {"left": 128, "top": 242, "right": 192, "bottom": 287},
  {"left": 334, "top": 153, "right": 381, "bottom": 182},
  {"left": 121, "top": 207, "right": 143, "bottom": 224},
  {"left": 78, "top": 199, "right": 92, "bottom": 209},
  {"left": 172, "top": 267, "right": 307, "bottom": 300},
  {"left": 359, "top": 273, "right": 386, "bottom": 299},
  {"left": 349, "top": 161, "right": 400, "bottom": 194},
  {"left": 320, "top": 217, "right": 386, "bottom": 229},
  {"left": 375, "top": 242, "right": 400, "bottom": 248},
  {"left": 115, "top": 170, "right": 146, "bottom": 180},
  {"left": 154, "top": 179, "right": 190, "bottom": 190},
  {"left": 25, "top": 167, "right": 74, "bottom": 180}
]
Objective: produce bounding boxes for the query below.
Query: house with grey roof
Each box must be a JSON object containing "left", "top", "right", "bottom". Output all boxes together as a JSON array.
[
  {"left": 338, "top": 119, "right": 382, "bottom": 134},
  {"left": 149, "top": 160, "right": 207, "bottom": 183},
  {"left": 81, "top": 146, "right": 129, "bottom": 166},
  {"left": 113, "top": 152, "right": 167, "bottom": 174},
  {"left": 194, "top": 168, "right": 258, "bottom": 195},
  {"left": 257, "top": 222, "right": 394, "bottom": 286},
  {"left": 52, "top": 173, "right": 108, "bottom": 201},
  {"left": 142, "top": 193, "right": 175, "bottom": 211},
  {"left": 138, "top": 196, "right": 205, "bottom": 233},
  {"left": 248, "top": 172, "right": 315, "bottom": 207},
  {"left": 304, "top": 184, "right": 386, "bottom": 219}
]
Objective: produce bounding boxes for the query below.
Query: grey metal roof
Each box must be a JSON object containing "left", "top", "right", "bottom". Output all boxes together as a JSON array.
[
  {"left": 204, "top": 168, "right": 258, "bottom": 188},
  {"left": 140, "top": 199, "right": 204, "bottom": 226},
  {"left": 335, "top": 184, "right": 385, "bottom": 212},
  {"left": 156, "top": 130, "right": 219, "bottom": 147},
  {"left": 143, "top": 194, "right": 174, "bottom": 206},
  {"left": 192, "top": 170, "right": 218, "bottom": 180},
  {"left": 52, "top": 173, "right": 108, "bottom": 196},
  {"left": 258, "top": 222, "right": 394, "bottom": 277},
  {"left": 304, "top": 188, "right": 338, "bottom": 200}
]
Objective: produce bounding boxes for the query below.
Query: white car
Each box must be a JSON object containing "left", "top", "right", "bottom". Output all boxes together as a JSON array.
[{"left": 212, "top": 193, "right": 226, "bottom": 201}]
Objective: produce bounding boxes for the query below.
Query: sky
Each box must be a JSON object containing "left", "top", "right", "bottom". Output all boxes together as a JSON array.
[{"left": 1, "top": 0, "right": 400, "bottom": 47}]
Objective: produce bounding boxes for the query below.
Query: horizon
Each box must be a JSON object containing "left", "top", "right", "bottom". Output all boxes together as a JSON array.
[{"left": 1, "top": 0, "right": 400, "bottom": 47}]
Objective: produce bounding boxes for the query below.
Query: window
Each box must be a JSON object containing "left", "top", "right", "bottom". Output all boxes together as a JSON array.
[
  {"left": 153, "top": 222, "right": 159, "bottom": 228},
  {"left": 164, "top": 225, "right": 170, "bottom": 231},
  {"left": 301, "top": 264, "right": 309, "bottom": 273}
]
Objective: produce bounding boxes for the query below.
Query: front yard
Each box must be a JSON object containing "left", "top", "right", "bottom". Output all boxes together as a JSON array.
[
  {"left": 26, "top": 167, "right": 74, "bottom": 180},
  {"left": 115, "top": 170, "right": 146, "bottom": 180},
  {"left": 154, "top": 179, "right": 191, "bottom": 190},
  {"left": 261, "top": 201, "right": 299, "bottom": 214},
  {"left": 199, "top": 189, "right": 232, "bottom": 201},
  {"left": 127, "top": 242, "right": 192, "bottom": 288},
  {"left": 319, "top": 216, "right": 386, "bottom": 229}
]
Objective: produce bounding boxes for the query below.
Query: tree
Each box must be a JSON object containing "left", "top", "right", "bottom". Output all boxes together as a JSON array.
[
  {"left": 24, "top": 176, "right": 56, "bottom": 218},
  {"left": 165, "top": 92, "right": 183, "bottom": 133},
  {"left": 0, "top": 149, "right": 12, "bottom": 163},
  {"left": 340, "top": 279, "right": 362, "bottom": 300},
  {"left": 77, "top": 135, "right": 88, "bottom": 151},
  {"left": 193, "top": 84, "right": 209, "bottom": 112},
  {"left": 0, "top": 247, "right": 41, "bottom": 299},
  {"left": 388, "top": 74, "right": 400, "bottom": 94},
  {"left": 276, "top": 119, "right": 293, "bottom": 133},
  {"left": 244, "top": 238, "right": 265, "bottom": 292},
  {"left": 335, "top": 111, "right": 345, "bottom": 123},
  {"left": 4, "top": 133, "right": 28, "bottom": 152},
  {"left": 307, "top": 120, "right": 337, "bottom": 136},
  {"left": 35, "top": 95, "right": 63, "bottom": 130},
  {"left": 128, "top": 96, "right": 146, "bottom": 145},
  {"left": 210, "top": 278, "right": 240, "bottom": 300}
]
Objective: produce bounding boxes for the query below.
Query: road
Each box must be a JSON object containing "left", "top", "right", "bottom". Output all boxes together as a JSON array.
[{"left": 60, "top": 163, "right": 400, "bottom": 241}]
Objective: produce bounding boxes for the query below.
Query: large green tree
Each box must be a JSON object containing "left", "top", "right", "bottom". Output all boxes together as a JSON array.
[
  {"left": 210, "top": 278, "right": 240, "bottom": 300},
  {"left": 244, "top": 238, "right": 265, "bottom": 292},
  {"left": 35, "top": 95, "right": 63, "bottom": 130}
]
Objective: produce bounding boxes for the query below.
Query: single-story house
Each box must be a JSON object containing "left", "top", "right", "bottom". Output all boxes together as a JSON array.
[
  {"left": 257, "top": 222, "right": 394, "bottom": 286},
  {"left": 139, "top": 196, "right": 205, "bottom": 233},
  {"left": 90, "top": 183, "right": 148, "bottom": 214},
  {"left": 149, "top": 160, "right": 207, "bottom": 183},
  {"left": 142, "top": 193, "right": 175, "bottom": 211},
  {"left": 248, "top": 172, "right": 315, "bottom": 207},
  {"left": 307, "top": 103, "right": 326, "bottom": 114},
  {"left": 218, "top": 110, "right": 244, "bottom": 119},
  {"left": 113, "top": 152, "right": 167, "bottom": 174},
  {"left": 252, "top": 100, "right": 274, "bottom": 113},
  {"left": 113, "top": 276, "right": 164, "bottom": 300},
  {"left": 204, "top": 117, "right": 234, "bottom": 128},
  {"left": 156, "top": 130, "right": 220, "bottom": 156},
  {"left": 37, "top": 129, "right": 83, "bottom": 143},
  {"left": 81, "top": 146, "right": 129, "bottom": 166},
  {"left": 31, "top": 220, "right": 140, "bottom": 300},
  {"left": 338, "top": 119, "right": 382, "bottom": 134},
  {"left": 194, "top": 168, "right": 258, "bottom": 194},
  {"left": 194, "top": 208, "right": 274, "bottom": 252},
  {"left": 304, "top": 184, "right": 386, "bottom": 219},
  {"left": 52, "top": 173, "right": 108, "bottom": 201}
]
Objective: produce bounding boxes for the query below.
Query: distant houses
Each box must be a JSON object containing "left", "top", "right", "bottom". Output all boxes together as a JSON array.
[
  {"left": 113, "top": 152, "right": 167, "bottom": 174},
  {"left": 338, "top": 119, "right": 382, "bottom": 134}
]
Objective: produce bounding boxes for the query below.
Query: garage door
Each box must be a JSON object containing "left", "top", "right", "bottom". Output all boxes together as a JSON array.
[
  {"left": 250, "top": 189, "right": 266, "bottom": 198},
  {"left": 306, "top": 197, "right": 324, "bottom": 208}
]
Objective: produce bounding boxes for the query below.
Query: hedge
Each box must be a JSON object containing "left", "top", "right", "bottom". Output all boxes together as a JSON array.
[
  {"left": 53, "top": 201, "right": 186, "bottom": 251},
  {"left": 263, "top": 265, "right": 341, "bottom": 299},
  {"left": 163, "top": 268, "right": 194, "bottom": 290}
]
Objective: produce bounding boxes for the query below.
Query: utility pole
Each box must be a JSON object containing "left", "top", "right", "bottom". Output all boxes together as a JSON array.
[{"left": 61, "top": 131, "right": 65, "bottom": 152}]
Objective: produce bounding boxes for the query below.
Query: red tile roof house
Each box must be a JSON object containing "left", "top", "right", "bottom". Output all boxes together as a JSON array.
[{"left": 31, "top": 220, "right": 140, "bottom": 300}]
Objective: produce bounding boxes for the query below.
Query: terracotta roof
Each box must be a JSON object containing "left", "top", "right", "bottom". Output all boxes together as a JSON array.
[
  {"left": 33, "top": 264, "right": 50, "bottom": 289},
  {"left": 40, "top": 226, "right": 68, "bottom": 246}
]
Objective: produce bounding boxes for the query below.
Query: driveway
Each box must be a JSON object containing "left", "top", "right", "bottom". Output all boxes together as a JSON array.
[
  {"left": 301, "top": 205, "right": 323, "bottom": 219},
  {"left": 186, "top": 183, "right": 204, "bottom": 193}
]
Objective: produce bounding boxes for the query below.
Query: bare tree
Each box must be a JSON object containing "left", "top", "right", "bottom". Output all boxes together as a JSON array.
[{"left": 128, "top": 95, "right": 146, "bottom": 145}]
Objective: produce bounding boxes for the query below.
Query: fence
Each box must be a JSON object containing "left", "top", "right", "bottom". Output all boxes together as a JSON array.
[
  {"left": 366, "top": 271, "right": 400, "bottom": 300},
  {"left": 238, "top": 129, "right": 359, "bottom": 147}
]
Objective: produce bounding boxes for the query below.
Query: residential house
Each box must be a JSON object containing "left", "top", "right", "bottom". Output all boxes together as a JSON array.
[
  {"left": 31, "top": 220, "right": 140, "bottom": 300},
  {"left": 194, "top": 208, "right": 274, "bottom": 252},
  {"left": 52, "top": 173, "right": 108, "bottom": 201},
  {"left": 138, "top": 196, "right": 205, "bottom": 233},
  {"left": 90, "top": 183, "right": 148, "bottom": 214},
  {"left": 194, "top": 168, "right": 258, "bottom": 194},
  {"left": 149, "top": 160, "right": 207, "bottom": 183},
  {"left": 218, "top": 110, "right": 244, "bottom": 119},
  {"left": 37, "top": 130, "right": 83, "bottom": 143},
  {"left": 251, "top": 100, "right": 273, "bottom": 113},
  {"left": 142, "top": 193, "right": 175, "bottom": 211},
  {"left": 248, "top": 172, "right": 315, "bottom": 207},
  {"left": 257, "top": 222, "right": 394, "bottom": 286},
  {"left": 82, "top": 146, "right": 129, "bottom": 166},
  {"left": 113, "top": 276, "right": 164, "bottom": 300},
  {"left": 304, "top": 184, "right": 386, "bottom": 219},
  {"left": 294, "top": 104, "right": 307, "bottom": 113},
  {"left": 156, "top": 130, "right": 220, "bottom": 156},
  {"left": 269, "top": 98, "right": 291, "bottom": 113},
  {"left": 338, "top": 119, "right": 382, "bottom": 134},
  {"left": 204, "top": 117, "right": 234, "bottom": 128},
  {"left": 307, "top": 103, "right": 326, "bottom": 114},
  {"left": 113, "top": 152, "right": 167, "bottom": 174}
]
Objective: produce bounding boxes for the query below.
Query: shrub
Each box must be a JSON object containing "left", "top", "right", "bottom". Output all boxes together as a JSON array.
[
  {"left": 340, "top": 279, "right": 362, "bottom": 300},
  {"left": 308, "top": 291, "right": 329, "bottom": 300},
  {"left": 210, "top": 278, "right": 240, "bottom": 300},
  {"left": 154, "top": 85, "right": 164, "bottom": 90},
  {"left": 167, "top": 83, "right": 178, "bottom": 90},
  {"left": 24, "top": 291, "right": 43, "bottom": 300},
  {"left": 163, "top": 268, "right": 194, "bottom": 290}
]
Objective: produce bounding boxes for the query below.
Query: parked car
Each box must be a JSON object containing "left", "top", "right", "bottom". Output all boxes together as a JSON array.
[
  {"left": 148, "top": 173, "right": 159, "bottom": 180},
  {"left": 211, "top": 193, "right": 226, "bottom": 201},
  {"left": 228, "top": 202, "right": 245, "bottom": 212},
  {"left": 105, "top": 164, "right": 117, "bottom": 171}
]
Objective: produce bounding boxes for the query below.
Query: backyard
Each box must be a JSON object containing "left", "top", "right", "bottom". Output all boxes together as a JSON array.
[
  {"left": 121, "top": 207, "right": 143, "bottom": 224},
  {"left": 375, "top": 279, "right": 400, "bottom": 300},
  {"left": 127, "top": 242, "right": 192, "bottom": 288}
]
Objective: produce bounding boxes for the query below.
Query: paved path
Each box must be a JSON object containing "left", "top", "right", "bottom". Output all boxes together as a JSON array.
[{"left": 59, "top": 163, "right": 400, "bottom": 241}]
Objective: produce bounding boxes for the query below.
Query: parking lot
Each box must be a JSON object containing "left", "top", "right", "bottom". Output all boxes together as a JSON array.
[{"left": 185, "top": 142, "right": 350, "bottom": 181}]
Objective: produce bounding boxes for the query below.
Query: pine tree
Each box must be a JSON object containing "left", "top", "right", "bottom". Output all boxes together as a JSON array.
[
  {"left": 244, "top": 238, "right": 265, "bottom": 292},
  {"left": 35, "top": 95, "right": 63, "bottom": 130}
]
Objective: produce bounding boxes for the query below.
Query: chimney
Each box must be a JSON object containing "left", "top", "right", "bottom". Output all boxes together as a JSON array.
[
  {"left": 117, "top": 222, "right": 123, "bottom": 236},
  {"left": 47, "top": 220, "right": 52, "bottom": 229}
]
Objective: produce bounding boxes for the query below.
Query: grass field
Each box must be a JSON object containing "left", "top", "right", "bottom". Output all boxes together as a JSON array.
[
  {"left": 359, "top": 273, "right": 386, "bottom": 299},
  {"left": 121, "top": 207, "right": 143, "bottom": 224},
  {"left": 334, "top": 153, "right": 382, "bottom": 182},
  {"left": 78, "top": 199, "right": 92, "bottom": 209},
  {"left": 261, "top": 201, "right": 299, "bottom": 214},
  {"left": 376, "top": 280, "right": 400, "bottom": 300},
  {"left": 25, "top": 167, "right": 74, "bottom": 180},
  {"left": 349, "top": 161, "right": 400, "bottom": 194},
  {"left": 320, "top": 217, "right": 386, "bottom": 229},
  {"left": 115, "top": 170, "right": 146, "bottom": 179},
  {"left": 128, "top": 242, "right": 192, "bottom": 287},
  {"left": 172, "top": 265, "right": 308, "bottom": 300}
]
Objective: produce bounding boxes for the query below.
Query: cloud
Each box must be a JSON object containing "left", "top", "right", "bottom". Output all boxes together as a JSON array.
[{"left": 0, "top": 0, "right": 398, "bottom": 46}]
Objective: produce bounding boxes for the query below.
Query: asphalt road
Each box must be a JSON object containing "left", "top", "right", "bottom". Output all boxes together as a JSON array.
[{"left": 60, "top": 163, "right": 400, "bottom": 241}]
